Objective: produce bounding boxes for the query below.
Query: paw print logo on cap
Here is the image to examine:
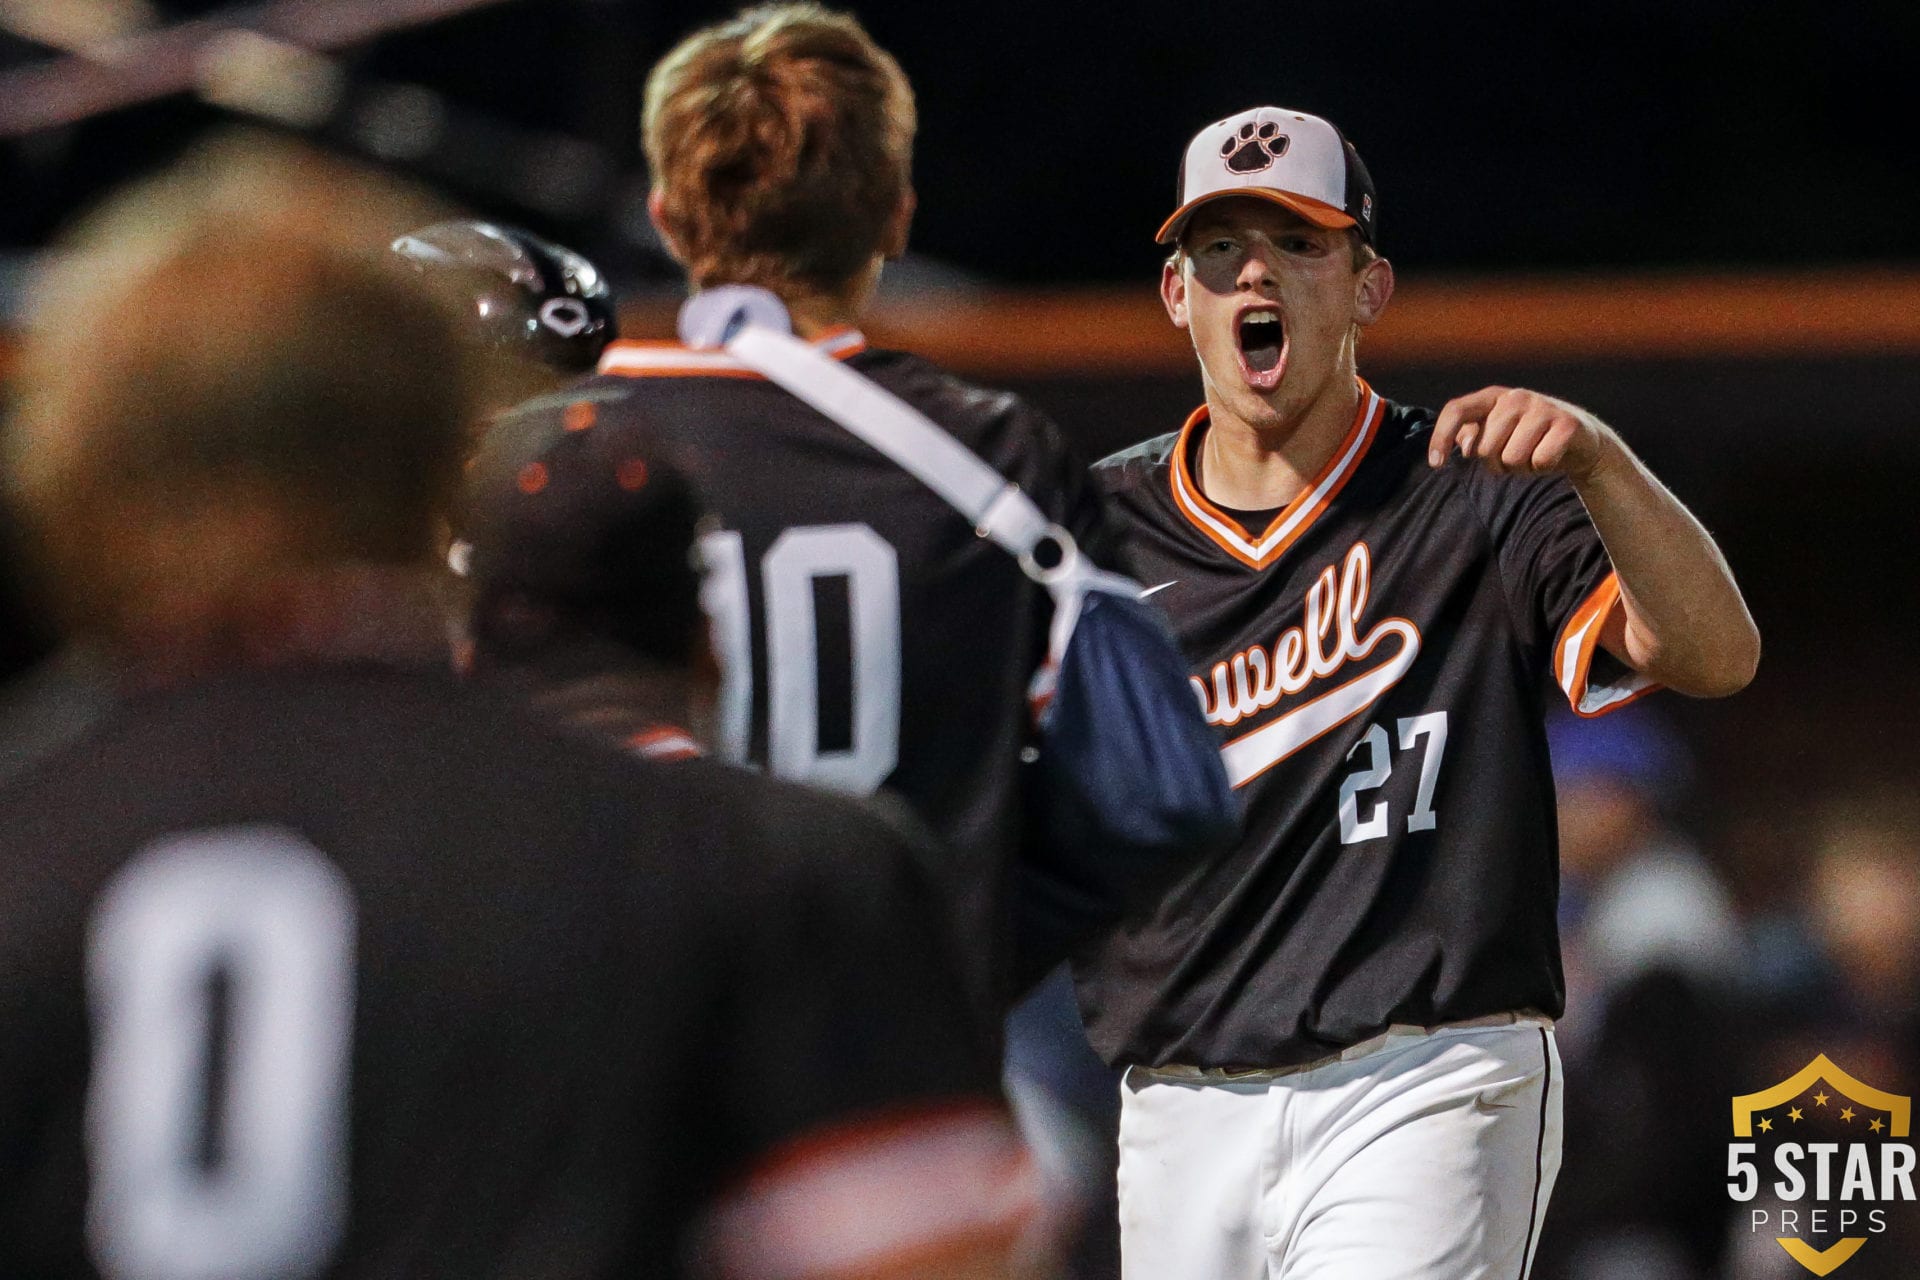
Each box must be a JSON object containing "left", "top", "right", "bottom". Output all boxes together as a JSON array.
[{"left": 1221, "top": 121, "right": 1289, "bottom": 175}]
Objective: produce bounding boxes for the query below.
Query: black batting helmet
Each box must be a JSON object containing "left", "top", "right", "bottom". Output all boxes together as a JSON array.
[{"left": 390, "top": 221, "right": 618, "bottom": 373}]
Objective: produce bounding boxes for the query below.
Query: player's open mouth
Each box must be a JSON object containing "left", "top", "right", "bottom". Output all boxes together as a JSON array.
[{"left": 1235, "top": 307, "right": 1286, "bottom": 392}]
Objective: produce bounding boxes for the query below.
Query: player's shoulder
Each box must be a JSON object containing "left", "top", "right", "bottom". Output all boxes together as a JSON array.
[
  {"left": 1378, "top": 395, "right": 1437, "bottom": 445},
  {"left": 531, "top": 342, "right": 1064, "bottom": 458},
  {"left": 668, "top": 760, "right": 956, "bottom": 961},
  {"left": 1371, "top": 392, "right": 1493, "bottom": 490},
  {"left": 677, "top": 757, "right": 931, "bottom": 878},
  {"left": 1093, "top": 430, "right": 1182, "bottom": 496},
  {"left": 849, "top": 350, "right": 1113, "bottom": 514},
  {"left": 0, "top": 666, "right": 649, "bottom": 809},
  {"left": 0, "top": 669, "right": 543, "bottom": 878},
  {"left": 575, "top": 336, "right": 1036, "bottom": 426},
  {"left": 1347, "top": 391, "right": 1434, "bottom": 466},
  {"left": 1368, "top": 389, "right": 1582, "bottom": 539},
  {"left": 857, "top": 348, "right": 1068, "bottom": 454}
]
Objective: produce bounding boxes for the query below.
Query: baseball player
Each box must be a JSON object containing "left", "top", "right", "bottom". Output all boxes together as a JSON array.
[
  {"left": 503, "top": 4, "right": 1188, "bottom": 1008},
  {"left": 1074, "top": 106, "right": 1760, "bottom": 1278},
  {"left": 0, "top": 142, "right": 1036, "bottom": 1280}
]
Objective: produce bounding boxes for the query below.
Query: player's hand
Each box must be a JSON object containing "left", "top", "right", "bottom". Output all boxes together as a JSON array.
[{"left": 1427, "top": 386, "right": 1613, "bottom": 482}]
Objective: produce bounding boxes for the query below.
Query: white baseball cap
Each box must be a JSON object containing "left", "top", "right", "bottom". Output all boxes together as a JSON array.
[{"left": 1156, "top": 105, "right": 1378, "bottom": 247}]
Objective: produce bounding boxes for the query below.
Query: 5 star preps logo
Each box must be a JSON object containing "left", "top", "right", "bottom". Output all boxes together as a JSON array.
[{"left": 1729, "top": 1055, "right": 1916, "bottom": 1274}]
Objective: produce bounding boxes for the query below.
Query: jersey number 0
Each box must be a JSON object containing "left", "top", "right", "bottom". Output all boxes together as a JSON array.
[{"left": 86, "top": 827, "right": 354, "bottom": 1280}]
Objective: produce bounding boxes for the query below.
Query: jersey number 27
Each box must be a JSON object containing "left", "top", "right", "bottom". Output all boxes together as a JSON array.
[{"left": 1337, "top": 711, "right": 1450, "bottom": 845}]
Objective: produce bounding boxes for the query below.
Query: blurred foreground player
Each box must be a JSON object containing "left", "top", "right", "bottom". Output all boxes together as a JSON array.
[
  {"left": 0, "top": 142, "right": 1038, "bottom": 1280},
  {"left": 1078, "top": 107, "right": 1760, "bottom": 1278},
  {"left": 511, "top": 4, "right": 1146, "bottom": 1005},
  {"left": 0, "top": 496, "right": 104, "bottom": 786}
]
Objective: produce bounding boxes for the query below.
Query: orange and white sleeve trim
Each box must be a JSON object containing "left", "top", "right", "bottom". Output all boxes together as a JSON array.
[
  {"left": 701, "top": 1101, "right": 1046, "bottom": 1280},
  {"left": 597, "top": 327, "right": 866, "bottom": 379},
  {"left": 1554, "top": 571, "right": 1660, "bottom": 718}
]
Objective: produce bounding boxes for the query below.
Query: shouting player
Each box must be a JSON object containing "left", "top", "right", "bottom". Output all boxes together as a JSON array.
[
  {"left": 0, "top": 140, "right": 1038, "bottom": 1280},
  {"left": 510, "top": 4, "right": 1162, "bottom": 1006},
  {"left": 1076, "top": 106, "right": 1760, "bottom": 1278}
]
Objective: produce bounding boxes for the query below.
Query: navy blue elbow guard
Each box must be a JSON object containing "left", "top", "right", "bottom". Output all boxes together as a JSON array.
[{"left": 1014, "top": 587, "right": 1240, "bottom": 985}]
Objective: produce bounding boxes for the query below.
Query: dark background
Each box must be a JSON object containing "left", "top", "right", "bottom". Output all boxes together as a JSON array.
[{"left": 5, "top": 0, "right": 1919, "bottom": 282}]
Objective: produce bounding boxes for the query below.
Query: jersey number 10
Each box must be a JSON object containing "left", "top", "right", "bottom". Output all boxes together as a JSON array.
[{"left": 701, "top": 524, "right": 902, "bottom": 794}]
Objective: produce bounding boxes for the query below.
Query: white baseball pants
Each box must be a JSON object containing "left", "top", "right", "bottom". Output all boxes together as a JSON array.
[{"left": 1117, "top": 1016, "right": 1562, "bottom": 1280}]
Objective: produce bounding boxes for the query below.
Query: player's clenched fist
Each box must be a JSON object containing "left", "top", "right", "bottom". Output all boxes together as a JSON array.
[{"left": 1428, "top": 386, "right": 1613, "bottom": 480}]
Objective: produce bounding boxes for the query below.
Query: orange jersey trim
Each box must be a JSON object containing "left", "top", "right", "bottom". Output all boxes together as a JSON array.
[
  {"left": 703, "top": 1099, "right": 1040, "bottom": 1280},
  {"left": 1554, "top": 571, "right": 1661, "bottom": 718},
  {"left": 626, "top": 725, "right": 702, "bottom": 761},
  {"left": 597, "top": 327, "right": 867, "bottom": 379},
  {"left": 1168, "top": 381, "right": 1384, "bottom": 570}
]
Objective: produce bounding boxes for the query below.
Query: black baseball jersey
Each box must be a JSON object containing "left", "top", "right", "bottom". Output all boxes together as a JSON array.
[
  {"left": 508, "top": 330, "right": 1121, "bottom": 1001},
  {"left": 0, "top": 659, "right": 1009, "bottom": 1278},
  {"left": 1074, "top": 382, "right": 1657, "bottom": 1069}
]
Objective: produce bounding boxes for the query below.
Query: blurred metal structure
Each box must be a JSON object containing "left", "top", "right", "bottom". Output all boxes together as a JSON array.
[
  {"left": 0, "top": 0, "right": 158, "bottom": 51},
  {"left": 0, "top": 0, "right": 523, "bottom": 136}
]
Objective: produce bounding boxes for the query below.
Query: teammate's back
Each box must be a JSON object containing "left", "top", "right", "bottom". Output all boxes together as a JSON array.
[
  {"left": 0, "top": 138, "right": 1027, "bottom": 1280},
  {"left": 514, "top": 340, "right": 1113, "bottom": 983},
  {"left": 0, "top": 660, "right": 997, "bottom": 1277},
  {"left": 560, "top": 6, "right": 1127, "bottom": 1001}
]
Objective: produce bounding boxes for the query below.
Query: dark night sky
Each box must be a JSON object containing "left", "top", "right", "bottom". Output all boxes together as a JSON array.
[{"left": 2, "top": 0, "right": 1917, "bottom": 282}]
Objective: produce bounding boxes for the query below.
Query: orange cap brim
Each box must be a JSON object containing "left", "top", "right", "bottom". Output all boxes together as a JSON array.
[{"left": 1155, "top": 188, "right": 1356, "bottom": 246}]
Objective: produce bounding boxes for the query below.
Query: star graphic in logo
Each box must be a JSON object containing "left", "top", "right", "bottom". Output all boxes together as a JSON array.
[
  {"left": 1815, "top": 1091, "right": 1831, "bottom": 1106},
  {"left": 1789, "top": 1107, "right": 1804, "bottom": 1122},
  {"left": 1759, "top": 1117, "right": 1774, "bottom": 1133},
  {"left": 1871, "top": 1117, "right": 1886, "bottom": 1133},
  {"left": 1842, "top": 1107, "right": 1857, "bottom": 1122}
]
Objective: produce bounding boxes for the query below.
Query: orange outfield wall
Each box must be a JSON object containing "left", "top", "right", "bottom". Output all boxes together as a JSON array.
[
  {"left": 637, "top": 266, "right": 1920, "bottom": 378},
  {"left": 4, "top": 267, "right": 1919, "bottom": 382}
]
